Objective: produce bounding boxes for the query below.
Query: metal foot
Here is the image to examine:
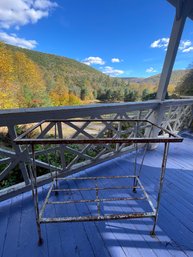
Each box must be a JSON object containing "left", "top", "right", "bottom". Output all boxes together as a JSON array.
[
  {"left": 38, "top": 238, "right": 44, "bottom": 246},
  {"left": 150, "top": 231, "right": 156, "bottom": 237},
  {"left": 132, "top": 188, "right": 137, "bottom": 193}
]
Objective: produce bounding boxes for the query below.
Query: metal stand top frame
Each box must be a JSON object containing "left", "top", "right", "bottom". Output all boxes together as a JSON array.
[{"left": 14, "top": 119, "right": 183, "bottom": 145}]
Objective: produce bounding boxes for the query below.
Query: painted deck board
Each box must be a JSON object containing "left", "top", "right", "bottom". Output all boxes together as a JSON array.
[
  {"left": 0, "top": 199, "right": 11, "bottom": 257},
  {"left": 15, "top": 189, "right": 49, "bottom": 257},
  {"left": 1, "top": 135, "right": 193, "bottom": 257}
]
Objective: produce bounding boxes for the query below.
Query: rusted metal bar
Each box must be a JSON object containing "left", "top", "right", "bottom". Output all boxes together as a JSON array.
[
  {"left": 31, "top": 145, "right": 43, "bottom": 245},
  {"left": 14, "top": 119, "right": 183, "bottom": 145},
  {"left": 14, "top": 136, "right": 182, "bottom": 145},
  {"left": 133, "top": 121, "right": 139, "bottom": 192},
  {"left": 47, "top": 196, "right": 146, "bottom": 205},
  {"left": 40, "top": 211, "right": 156, "bottom": 223},
  {"left": 95, "top": 179, "right": 100, "bottom": 215},
  {"left": 39, "top": 183, "right": 54, "bottom": 219},
  {"left": 136, "top": 177, "right": 156, "bottom": 213},
  {"left": 55, "top": 175, "right": 138, "bottom": 181},
  {"left": 150, "top": 142, "right": 170, "bottom": 236},
  {"left": 52, "top": 185, "right": 140, "bottom": 192}
]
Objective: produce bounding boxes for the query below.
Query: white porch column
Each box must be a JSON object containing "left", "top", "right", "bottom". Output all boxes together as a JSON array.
[
  {"left": 156, "top": 3, "right": 187, "bottom": 101},
  {"left": 147, "top": 0, "right": 191, "bottom": 148}
]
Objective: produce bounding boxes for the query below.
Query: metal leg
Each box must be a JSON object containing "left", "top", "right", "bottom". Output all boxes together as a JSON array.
[
  {"left": 95, "top": 179, "right": 101, "bottom": 215},
  {"left": 133, "top": 142, "right": 149, "bottom": 192},
  {"left": 54, "top": 124, "right": 59, "bottom": 196},
  {"left": 150, "top": 142, "right": 169, "bottom": 236},
  {"left": 133, "top": 142, "right": 138, "bottom": 193},
  {"left": 30, "top": 145, "right": 43, "bottom": 245},
  {"left": 133, "top": 122, "right": 139, "bottom": 193},
  {"left": 54, "top": 171, "right": 59, "bottom": 196}
]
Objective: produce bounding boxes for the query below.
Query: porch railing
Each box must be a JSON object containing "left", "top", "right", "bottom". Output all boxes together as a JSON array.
[{"left": 0, "top": 98, "right": 192, "bottom": 201}]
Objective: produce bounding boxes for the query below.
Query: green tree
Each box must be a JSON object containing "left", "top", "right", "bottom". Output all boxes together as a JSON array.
[
  {"left": 80, "top": 87, "right": 89, "bottom": 100},
  {"left": 124, "top": 89, "right": 138, "bottom": 102},
  {"left": 176, "top": 69, "right": 193, "bottom": 96},
  {"left": 142, "top": 89, "right": 150, "bottom": 101}
]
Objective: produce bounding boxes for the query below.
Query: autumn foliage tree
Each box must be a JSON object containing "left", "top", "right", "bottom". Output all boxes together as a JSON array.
[
  {"left": 49, "top": 76, "right": 81, "bottom": 106},
  {"left": 0, "top": 42, "right": 18, "bottom": 108},
  {"left": 13, "top": 51, "right": 48, "bottom": 107}
]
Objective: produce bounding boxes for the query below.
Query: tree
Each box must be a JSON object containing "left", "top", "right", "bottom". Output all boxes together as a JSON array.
[
  {"left": 13, "top": 51, "right": 48, "bottom": 107},
  {"left": 0, "top": 42, "right": 18, "bottom": 108},
  {"left": 141, "top": 89, "right": 150, "bottom": 101},
  {"left": 80, "top": 87, "right": 89, "bottom": 100},
  {"left": 69, "top": 93, "right": 82, "bottom": 105},
  {"left": 175, "top": 69, "right": 193, "bottom": 96},
  {"left": 124, "top": 89, "right": 138, "bottom": 102},
  {"left": 49, "top": 76, "right": 69, "bottom": 106}
]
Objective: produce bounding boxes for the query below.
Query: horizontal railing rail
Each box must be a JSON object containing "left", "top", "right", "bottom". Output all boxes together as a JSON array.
[
  {"left": 0, "top": 100, "right": 159, "bottom": 126},
  {"left": 0, "top": 98, "right": 192, "bottom": 201}
]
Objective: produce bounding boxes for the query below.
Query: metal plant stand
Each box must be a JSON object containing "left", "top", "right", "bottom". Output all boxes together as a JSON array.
[{"left": 15, "top": 119, "right": 183, "bottom": 245}]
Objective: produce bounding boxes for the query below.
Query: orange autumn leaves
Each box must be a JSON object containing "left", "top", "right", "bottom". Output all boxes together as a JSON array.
[{"left": 0, "top": 42, "right": 81, "bottom": 109}]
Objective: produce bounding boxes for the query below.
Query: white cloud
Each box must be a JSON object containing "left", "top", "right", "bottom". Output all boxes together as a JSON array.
[
  {"left": 34, "top": 0, "right": 57, "bottom": 9},
  {"left": 146, "top": 67, "right": 157, "bottom": 73},
  {"left": 0, "top": 32, "right": 37, "bottom": 49},
  {"left": 150, "top": 38, "right": 193, "bottom": 53},
  {"left": 150, "top": 38, "right": 169, "bottom": 49},
  {"left": 82, "top": 56, "right": 105, "bottom": 65},
  {"left": 102, "top": 66, "right": 124, "bottom": 76},
  {"left": 0, "top": 0, "right": 57, "bottom": 29},
  {"left": 179, "top": 40, "right": 193, "bottom": 52},
  {"left": 111, "top": 58, "right": 121, "bottom": 63},
  {"left": 182, "top": 46, "right": 193, "bottom": 53},
  {"left": 179, "top": 40, "right": 191, "bottom": 50}
]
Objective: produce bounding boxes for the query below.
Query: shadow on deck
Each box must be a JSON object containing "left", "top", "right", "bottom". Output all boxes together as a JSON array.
[{"left": 1, "top": 134, "right": 193, "bottom": 257}]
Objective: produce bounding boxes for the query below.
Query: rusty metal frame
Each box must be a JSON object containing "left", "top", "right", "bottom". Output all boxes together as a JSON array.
[
  {"left": 14, "top": 119, "right": 183, "bottom": 145},
  {"left": 14, "top": 119, "right": 182, "bottom": 245},
  {"left": 39, "top": 176, "right": 156, "bottom": 224}
]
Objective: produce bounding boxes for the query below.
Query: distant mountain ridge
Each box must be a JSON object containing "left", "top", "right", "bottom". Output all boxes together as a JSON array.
[{"left": 122, "top": 69, "right": 189, "bottom": 86}]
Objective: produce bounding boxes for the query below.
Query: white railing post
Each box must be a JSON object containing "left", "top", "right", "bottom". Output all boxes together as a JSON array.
[{"left": 8, "top": 125, "right": 30, "bottom": 185}]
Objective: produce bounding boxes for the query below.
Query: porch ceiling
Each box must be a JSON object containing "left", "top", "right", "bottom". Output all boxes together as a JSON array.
[{"left": 167, "top": 0, "right": 193, "bottom": 20}]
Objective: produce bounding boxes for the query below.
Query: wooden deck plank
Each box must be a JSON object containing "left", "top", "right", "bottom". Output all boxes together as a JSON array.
[
  {"left": 15, "top": 189, "right": 49, "bottom": 257},
  {"left": 42, "top": 185, "right": 66, "bottom": 257},
  {"left": 2, "top": 195, "right": 22, "bottom": 257},
  {"left": 64, "top": 180, "right": 112, "bottom": 257},
  {"left": 51, "top": 194, "right": 81, "bottom": 257},
  {"left": 0, "top": 199, "right": 11, "bottom": 257},
  {"left": 52, "top": 181, "right": 96, "bottom": 257}
]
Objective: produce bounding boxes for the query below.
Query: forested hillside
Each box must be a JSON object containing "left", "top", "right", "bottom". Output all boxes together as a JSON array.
[
  {"left": 121, "top": 69, "right": 189, "bottom": 100},
  {"left": 122, "top": 70, "right": 188, "bottom": 87},
  {"left": 0, "top": 42, "right": 189, "bottom": 110},
  {"left": 175, "top": 68, "right": 193, "bottom": 96},
  {"left": 0, "top": 42, "right": 129, "bottom": 109}
]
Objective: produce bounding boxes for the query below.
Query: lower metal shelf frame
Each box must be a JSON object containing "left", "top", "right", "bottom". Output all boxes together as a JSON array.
[{"left": 39, "top": 175, "right": 156, "bottom": 224}]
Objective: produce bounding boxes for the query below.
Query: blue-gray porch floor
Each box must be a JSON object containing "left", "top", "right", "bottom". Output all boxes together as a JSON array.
[{"left": 1, "top": 133, "right": 193, "bottom": 257}]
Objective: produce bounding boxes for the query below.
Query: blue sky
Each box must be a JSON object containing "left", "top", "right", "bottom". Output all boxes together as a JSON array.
[{"left": 0, "top": 0, "right": 193, "bottom": 77}]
